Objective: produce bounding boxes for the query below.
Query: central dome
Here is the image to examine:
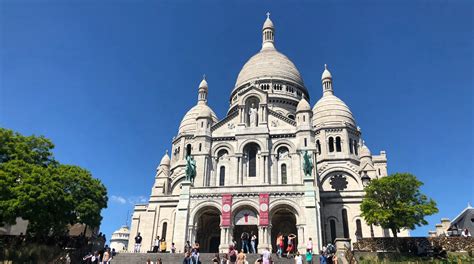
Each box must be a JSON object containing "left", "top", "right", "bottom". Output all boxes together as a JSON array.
[{"left": 234, "top": 48, "right": 305, "bottom": 90}]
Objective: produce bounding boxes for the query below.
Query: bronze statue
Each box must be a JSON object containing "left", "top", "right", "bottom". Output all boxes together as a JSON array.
[
  {"left": 185, "top": 155, "right": 196, "bottom": 183},
  {"left": 302, "top": 150, "right": 313, "bottom": 177}
]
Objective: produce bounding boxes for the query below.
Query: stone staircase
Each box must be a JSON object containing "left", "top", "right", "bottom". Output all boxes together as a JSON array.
[{"left": 111, "top": 253, "right": 315, "bottom": 264}]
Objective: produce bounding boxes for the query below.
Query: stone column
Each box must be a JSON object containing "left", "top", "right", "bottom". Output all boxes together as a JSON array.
[
  {"left": 297, "top": 224, "right": 305, "bottom": 253},
  {"left": 236, "top": 157, "right": 240, "bottom": 185},
  {"left": 172, "top": 181, "right": 191, "bottom": 253}
]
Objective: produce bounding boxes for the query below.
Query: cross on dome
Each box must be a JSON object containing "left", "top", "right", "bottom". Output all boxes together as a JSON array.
[{"left": 266, "top": 12, "right": 270, "bottom": 18}]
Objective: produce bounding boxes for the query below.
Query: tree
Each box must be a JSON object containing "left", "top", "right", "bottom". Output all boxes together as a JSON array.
[
  {"left": 0, "top": 128, "right": 108, "bottom": 239},
  {"left": 360, "top": 173, "right": 438, "bottom": 238}
]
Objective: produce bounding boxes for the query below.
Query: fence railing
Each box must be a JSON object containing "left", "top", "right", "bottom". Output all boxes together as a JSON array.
[{"left": 353, "top": 237, "right": 474, "bottom": 253}]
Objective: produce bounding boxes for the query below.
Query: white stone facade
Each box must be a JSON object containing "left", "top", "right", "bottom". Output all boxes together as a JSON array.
[
  {"left": 110, "top": 225, "right": 130, "bottom": 252},
  {"left": 128, "top": 14, "right": 408, "bottom": 254}
]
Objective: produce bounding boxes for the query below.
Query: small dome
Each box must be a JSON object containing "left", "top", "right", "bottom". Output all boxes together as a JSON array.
[
  {"left": 199, "top": 78, "right": 208, "bottom": 89},
  {"left": 159, "top": 151, "right": 170, "bottom": 166},
  {"left": 197, "top": 105, "right": 213, "bottom": 118},
  {"left": 321, "top": 64, "right": 332, "bottom": 80},
  {"left": 178, "top": 103, "right": 218, "bottom": 135},
  {"left": 312, "top": 94, "right": 356, "bottom": 127},
  {"left": 234, "top": 49, "right": 305, "bottom": 91},
  {"left": 263, "top": 16, "right": 274, "bottom": 29},
  {"left": 360, "top": 143, "right": 372, "bottom": 158},
  {"left": 296, "top": 98, "right": 311, "bottom": 112}
]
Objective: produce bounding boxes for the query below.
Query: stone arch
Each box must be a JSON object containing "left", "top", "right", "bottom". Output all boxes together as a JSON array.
[
  {"left": 232, "top": 199, "right": 260, "bottom": 218},
  {"left": 271, "top": 139, "right": 296, "bottom": 154},
  {"left": 170, "top": 175, "right": 186, "bottom": 195},
  {"left": 212, "top": 142, "right": 235, "bottom": 156},
  {"left": 238, "top": 139, "right": 264, "bottom": 153},
  {"left": 320, "top": 167, "right": 363, "bottom": 188},
  {"left": 190, "top": 200, "right": 222, "bottom": 224},
  {"left": 269, "top": 200, "right": 300, "bottom": 253},
  {"left": 269, "top": 199, "right": 301, "bottom": 224},
  {"left": 191, "top": 202, "right": 222, "bottom": 253},
  {"left": 240, "top": 91, "right": 266, "bottom": 106}
]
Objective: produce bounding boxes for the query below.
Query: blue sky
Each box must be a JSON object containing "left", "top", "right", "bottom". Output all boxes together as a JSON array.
[{"left": 1, "top": 0, "right": 472, "bottom": 242}]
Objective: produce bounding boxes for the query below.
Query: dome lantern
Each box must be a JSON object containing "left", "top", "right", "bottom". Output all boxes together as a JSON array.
[
  {"left": 322, "top": 64, "right": 334, "bottom": 96},
  {"left": 262, "top": 12, "right": 275, "bottom": 50},
  {"left": 198, "top": 74, "right": 208, "bottom": 103}
]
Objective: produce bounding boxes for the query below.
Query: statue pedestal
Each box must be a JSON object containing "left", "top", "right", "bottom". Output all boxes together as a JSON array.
[{"left": 172, "top": 180, "right": 192, "bottom": 253}]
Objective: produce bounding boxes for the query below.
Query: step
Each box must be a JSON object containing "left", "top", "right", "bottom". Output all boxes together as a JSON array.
[{"left": 111, "top": 252, "right": 315, "bottom": 264}]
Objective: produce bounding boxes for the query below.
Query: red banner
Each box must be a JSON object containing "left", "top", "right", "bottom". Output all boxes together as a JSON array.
[
  {"left": 221, "top": 194, "right": 232, "bottom": 227},
  {"left": 259, "top": 193, "right": 269, "bottom": 226}
]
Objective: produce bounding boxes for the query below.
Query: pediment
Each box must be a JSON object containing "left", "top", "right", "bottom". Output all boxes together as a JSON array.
[
  {"left": 360, "top": 162, "right": 376, "bottom": 172},
  {"left": 211, "top": 110, "right": 239, "bottom": 136}
]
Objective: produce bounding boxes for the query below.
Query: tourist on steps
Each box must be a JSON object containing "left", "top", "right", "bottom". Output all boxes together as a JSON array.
[{"left": 134, "top": 232, "right": 143, "bottom": 253}]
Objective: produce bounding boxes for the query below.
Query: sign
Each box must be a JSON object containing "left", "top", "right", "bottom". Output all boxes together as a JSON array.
[
  {"left": 259, "top": 193, "right": 269, "bottom": 226},
  {"left": 221, "top": 194, "right": 232, "bottom": 227}
]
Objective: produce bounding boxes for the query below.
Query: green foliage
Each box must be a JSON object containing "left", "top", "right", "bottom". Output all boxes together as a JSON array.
[
  {"left": 0, "top": 128, "right": 108, "bottom": 239},
  {"left": 360, "top": 173, "right": 438, "bottom": 237}
]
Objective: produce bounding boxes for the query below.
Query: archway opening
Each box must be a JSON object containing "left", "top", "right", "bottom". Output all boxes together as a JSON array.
[
  {"left": 271, "top": 207, "right": 297, "bottom": 255},
  {"left": 243, "top": 143, "right": 260, "bottom": 177},
  {"left": 195, "top": 207, "right": 221, "bottom": 253},
  {"left": 233, "top": 207, "right": 259, "bottom": 253}
]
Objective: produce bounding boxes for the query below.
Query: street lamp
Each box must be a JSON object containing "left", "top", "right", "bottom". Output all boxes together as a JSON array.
[{"left": 361, "top": 172, "right": 371, "bottom": 187}]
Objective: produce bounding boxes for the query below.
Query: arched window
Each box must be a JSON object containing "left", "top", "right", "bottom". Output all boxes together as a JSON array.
[
  {"left": 304, "top": 138, "right": 308, "bottom": 147},
  {"left": 354, "top": 140, "right": 359, "bottom": 155},
  {"left": 316, "top": 140, "right": 321, "bottom": 154},
  {"left": 330, "top": 219, "right": 336, "bottom": 243},
  {"left": 349, "top": 140, "right": 353, "bottom": 154},
  {"left": 217, "top": 149, "right": 228, "bottom": 159},
  {"left": 378, "top": 168, "right": 381, "bottom": 175},
  {"left": 219, "top": 166, "right": 225, "bottom": 186},
  {"left": 288, "top": 114, "right": 295, "bottom": 120},
  {"left": 244, "top": 143, "right": 259, "bottom": 177},
  {"left": 328, "top": 137, "right": 335, "bottom": 153},
  {"left": 303, "top": 115, "right": 306, "bottom": 122},
  {"left": 199, "top": 143, "right": 202, "bottom": 152},
  {"left": 281, "top": 164, "right": 287, "bottom": 184},
  {"left": 186, "top": 144, "right": 192, "bottom": 157},
  {"left": 336, "top": 137, "right": 342, "bottom": 152},
  {"left": 342, "top": 209, "right": 349, "bottom": 238},
  {"left": 201, "top": 121, "right": 204, "bottom": 128},
  {"left": 161, "top": 222, "right": 167, "bottom": 240},
  {"left": 277, "top": 146, "right": 289, "bottom": 159},
  {"left": 356, "top": 219, "right": 363, "bottom": 239}
]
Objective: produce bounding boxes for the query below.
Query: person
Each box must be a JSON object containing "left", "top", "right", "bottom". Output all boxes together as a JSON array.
[
  {"left": 250, "top": 231, "right": 257, "bottom": 254},
  {"left": 111, "top": 248, "right": 116, "bottom": 257},
  {"left": 319, "top": 251, "right": 327, "bottom": 264},
  {"left": 194, "top": 240, "right": 200, "bottom": 252},
  {"left": 102, "top": 248, "right": 111, "bottom": 264},
  {"left": 229, "top": 245, "right": 238, "bottom": 264},
  {"left": 461, "top": 228, "right": 471, "bottom": 237},
  {"left": 294, "top": 251, "right": 303, "bottom": 264},
  {"left": 276, "top": 233, "right": 283, "bottom": 258},
  {"left": 134, "top": 232, "right": 143, "bottom": 253},
  {"left": 153, "top": 236, "right": 160, "bottom": 253},
  {"left": 212, "top": 253, "right": 221, "bottom": 263},
  {"left": 237, "top": 249, "right": 246, "bottom": 264},
  {"left": 183, "top": 252, "right": 192, "bottom": 264},
  {"left": 332, "top": 254, "right": 338, "bottom": 264},
  {"left": 91, "top": 251, "right": 100, "bottom": 264},
  {"left": 156, "top": 257, "right": 162, "bottom": 264},
  {"left": 185, "top": 241, "right": 192, "bottom": 253},
  {"left": 171, "top": 242, "right": 176, "bottom": 253},
  {"left": 262, "top": 247, "right": 271, "bottom": 264},
  {"left": 221, "top": 253, "right": 229, "bottom": 264},
  {"left": 160, "top": 238, "right": 167, "bottom": 253},
  {"left": 305, "top": 250, "right": 313, "bottom": 264},
  {"left": 306, "top": 237, "right": 313, "bottom": 254},
  {"left": 146, "top": 258, "right": 153, "bottom": 264},
  {"left": 241, "top": 231, "right": 249, "bottom": 253},
  {"left": 287, "top": 234, "right": 296, "bottom": 259},
  {"left": 83, "top": 252, "right": 93, "bottom": 264},
  {"left": 254, "top": 256, "right": 263, "bottom": 264},
  {"left": 191, "top": 248, "right": 199, "bottom": 264}
]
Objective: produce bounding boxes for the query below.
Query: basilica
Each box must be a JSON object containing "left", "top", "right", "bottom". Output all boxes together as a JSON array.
[{"left": 128, "top": 14, "right": 408, "bottom": 254}]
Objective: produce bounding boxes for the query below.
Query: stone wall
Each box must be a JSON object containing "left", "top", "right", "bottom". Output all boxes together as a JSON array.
[{"left": 353, "top": 237, "right": 474, "bottom": 253}]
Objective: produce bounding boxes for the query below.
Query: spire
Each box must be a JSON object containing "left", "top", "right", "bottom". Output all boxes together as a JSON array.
[
  {"left": 321, "top": 64, "right": 334, "bottom": 96},
  {"left": 262, "top": 12, "right": 275, "bottom": 50},
  {"left": 198, "top": 74, "right": 208, "bottom": 104}
]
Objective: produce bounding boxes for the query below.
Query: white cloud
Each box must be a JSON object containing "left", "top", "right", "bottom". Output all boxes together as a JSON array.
[
  {"left": 110, "top": 195, "right": 127, "bottom": 204},
  {"left": 110, "top": 195, "right": 148, "bottom": 205}
]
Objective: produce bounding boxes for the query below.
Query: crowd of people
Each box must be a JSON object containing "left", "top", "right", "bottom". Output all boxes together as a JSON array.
[
  {"left": 134, "top": 233, "right": 177, "bottom": 253},
  {"left": 82, "top": 244, "right": 116, "bottom": 264}
]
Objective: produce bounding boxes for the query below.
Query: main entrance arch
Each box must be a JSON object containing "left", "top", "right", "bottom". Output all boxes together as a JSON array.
[
  {"left": 270, "top": 205, "right": 298, "bottom": 254},
  {"left": 195, "top": 206, "right": 221, "bottom": 253},
  {"left": 232, "top": 206, "right": 259, "bottom": 253}
]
